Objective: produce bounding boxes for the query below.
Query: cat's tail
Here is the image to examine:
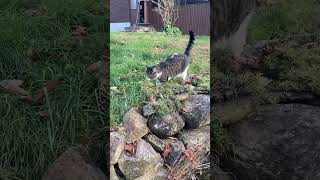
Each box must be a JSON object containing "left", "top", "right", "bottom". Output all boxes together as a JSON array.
[{"left": 184, "top": 31, "right": 195, "bottom": 56}]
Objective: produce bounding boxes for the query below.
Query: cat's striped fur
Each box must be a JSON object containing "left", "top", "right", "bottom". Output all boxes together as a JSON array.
[
  {"left": 213, "top": 0, "right": 257, "bottom": 56},
  {"left": 146, "top": 31, "right": 195, "bottom": 82}
]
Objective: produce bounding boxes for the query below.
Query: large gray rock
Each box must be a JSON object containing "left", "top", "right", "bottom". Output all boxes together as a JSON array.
[
  {"left": 143, "top": 104, "right": 156, "bottom": 116},
  {"left": 143, "top": 134, "right": 165, "bottom": 153},
  {"left": 148, "top": 112, "right": 185, "bottom": 138},
  {"left": 181, "top": 95, "right": 210, "bottom": 129},
  {"left": 42, "top": 146, "right": 106, "bottom": 180},
  {"left": 222, "top": 104, "right": 320, "bottom": 180},
  {"left": 118, "top": 139, "right": 163, "bottom": 180},
  {"left": 152, "top": 166, "right": 169, "bottom": 180},
  {"left": 164, "top": 140, "right": 186, "bottom": 166},
  {"left": 121, "top": 108, "right": 149, "bottom": 143},
  {"left": 110, "top": 132, "right": 125, "bottom": 165},
  {"left": 214, "top": 96, "right": 256, "bottom": 126},
  {"left": 213, "top": 165, "right": 234, "bottom": 180},
  {"left": 179, "top": 126, "right": 210, "bottom": 153}
]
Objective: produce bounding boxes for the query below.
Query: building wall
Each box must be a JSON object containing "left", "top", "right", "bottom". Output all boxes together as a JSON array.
[
  {"left": 110, "top": 0, "right": 130, "bottom": 23},
  {"left": 150, "top": 3, "right": 210, "bottom": 35}
]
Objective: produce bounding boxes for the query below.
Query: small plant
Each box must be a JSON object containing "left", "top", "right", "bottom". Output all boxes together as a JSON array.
[{"left": 164, "top": 25, "right": 182, "bottom": 36}]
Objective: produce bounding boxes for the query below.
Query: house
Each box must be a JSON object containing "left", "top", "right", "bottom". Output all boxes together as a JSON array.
[{"left": 110, "top": 0, "right": 210, "bottom": 35}]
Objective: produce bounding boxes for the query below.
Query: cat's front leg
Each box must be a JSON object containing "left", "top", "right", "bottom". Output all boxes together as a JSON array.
[{"left": 155, "top": 79, "right": 161, "bottom": 86}]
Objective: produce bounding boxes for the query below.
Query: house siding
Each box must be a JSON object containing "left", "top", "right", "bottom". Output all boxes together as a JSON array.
[
  {"left": 150, "top": 3, "right": 210, "bottom": 35},
  {"left": 110, "top": 0, "right": 130, "bottom": 23}
]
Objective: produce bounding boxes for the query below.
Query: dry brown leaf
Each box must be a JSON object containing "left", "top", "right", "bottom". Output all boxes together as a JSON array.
[
  {"left": 123, "top": 86, "right": 129, "bottom": 93},
  {"left": 32, "top": 80, "right": 61, "bottom": 105},
  {"left": 37, "top": 111, "right": 49, "bottom": 119},
  {"left": 168, "top": 136, "right": 177, "bottom": 140},
  {"left": 183, "top": 149, "right": 195, "bottom": 161},
  {"left": 125, "top": 143, "right": 135, "bottom": 155},
  {"left": 110, "top": 86, "right": 122, "bottom": 94},
  {"left": 0, "top": 80, "right": 31, "bottom": 96},
  {"left": 87, "top": 61, "right": 106, "bottom": 73},
  {"left": 72, "top": 25, "right": 87, "bottom": 38},
  {"left": 162, "top": 142, "right": 171, "bottom": 158},
  {"left": 256, "top": 75, "right": 272, "bottom": 88},
  {"left": 80, "top": 136, "right": 93, "bottom": 145},
  {"left": 148, "top": 96, "right": 157, "bottom": 103}
]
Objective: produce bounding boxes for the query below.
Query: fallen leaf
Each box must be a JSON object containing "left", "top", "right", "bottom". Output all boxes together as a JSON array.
[
  {"left": 87, "top": 61, "right": 106, "bottom": 73},
  {"left": 125, "top": 143, "right": 135, "bottom": 155},
  {"left": 167, "top": 136, "right": 177, "bottom": 140},
  {"left": 80, "top": 136, "right": 93, "bottom": 145},
  {"left": 148, "top": 96, "right": 157, "bottom": 103},
  {"left": 128, "top": 53, "right": 135, "bottom": 58},
  {"left": 72, "top": 25, "right": 87, "bottom": 38},
  {"left": 183, "top": 149, "right": 195, "bottom": 161},
  {"left": 0, "top": 80, "right": 30, "bottom": 96},
  {"left": 110, "top": 86, "right": 122, "bottom": 94},
  {"left": 162, "top": 142, "right": 171, "bottom": 158},
  {"left": 32, "top": 80, "right": 61, "bottom": 105},
  {"left": 123, "top": 86, "right": 129, "bottom": 93},
  {"left": 256, "top": 75, "right": 272, "bottom": 88},
  {"left": 37, "top": 111, "right": 49, "bottom": 119}
]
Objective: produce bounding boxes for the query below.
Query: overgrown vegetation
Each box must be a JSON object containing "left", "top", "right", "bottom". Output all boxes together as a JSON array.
[
  {"left": 213, "top": 0, "right": 320, "bottom": 147},
  {"left": 0, "top": 0, "right": 107, "bottom": 179},
  {"left": 110, "top": 32, "right": 209, "bottom": 127},
  {"left": 248, "top": 0, "right": 320, "bottom": 95}
]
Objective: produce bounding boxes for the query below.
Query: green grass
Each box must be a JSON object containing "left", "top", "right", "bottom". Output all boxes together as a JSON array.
[
  {"left": 110, "top": 32, "right": 210, "bottom": 127},
  {"left": 247, "top": 0, "right": 320, "bottom": 95},
  {"left": 0, "top": 0, "right": 107, "bottom": 179},
  {"left": 248, "top": 0, "right": 320, "bottom": 44},
  {"left": 212, "top": 0, "right": 320, "bottom": 148}
]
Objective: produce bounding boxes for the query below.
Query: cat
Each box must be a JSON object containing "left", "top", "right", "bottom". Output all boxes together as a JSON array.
[
  {"left": 212, "top": 0, "right": 256, "bottom": 57},
  {"left": 145, "top": 31, "right": 195, "bottom": 83}
]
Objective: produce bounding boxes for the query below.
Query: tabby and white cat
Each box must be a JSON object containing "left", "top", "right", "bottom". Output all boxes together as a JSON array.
[
  {"left": 213, "top": 0, "right": 256, "bottom": 57},
  {"left": 145, "top": 31, "right": 195, "bottom": 82}
]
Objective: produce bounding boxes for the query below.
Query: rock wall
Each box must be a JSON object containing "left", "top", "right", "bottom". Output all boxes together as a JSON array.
[{"left": 110, "top": 92, "right": 210, "bottom": 180}]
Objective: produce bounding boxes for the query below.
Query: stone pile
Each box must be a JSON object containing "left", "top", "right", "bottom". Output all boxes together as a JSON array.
[{"left": 110, "top": 93, "right": 210, "bottom": 180}]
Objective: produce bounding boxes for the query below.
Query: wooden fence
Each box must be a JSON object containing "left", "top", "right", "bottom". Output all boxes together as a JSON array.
[{"left": 150, "top": 3, "right": 210, "bottom": 35}]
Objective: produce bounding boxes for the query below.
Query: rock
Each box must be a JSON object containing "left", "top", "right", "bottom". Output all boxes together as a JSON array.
[
  {"left": 222, "top": 104, "right": 320, "bottom": 180},
  {"left": 110, "top": 132, "right": 125, "bottom": 165},
  {"left": 135, "top": 163, "right": 162, "bottom": 180},
  {"left": 118, "top": 139, "right": 163, "bottom": 179},
  {"left": 143, "top": 134, "right": 165, "bottom": 153},
  {"left": 213, "top": 165, "right": 233, "bottom": 180},
  {"left": 122, "top": 108, "right": 149, "bottom": 143},
  {"left": 214, "top": 96, "right": 256, "bottom": 126},
  {"left": 148, "top": 112, "right": 185, "bottom": 138},
  {"left": 181, "top": 95, "right": 210, "bottom": 129},
  {"left": 175, "top": 92, "right": 191, "bottom": 101},
  {"left": 152, "top": 166, "right": 169, "bottom": 180},
  {"left": 143, "top": 104, "right": 156, "bottom": 116},
  {"left": 110, "top": 166, "right": 119, "bottom": 180},
  {"left": 178, "top": 126, "right": 210, "bottom": 153},
  {"left": 278, "top": 91, "right": 319, "bottom": 105},
  {"left": 165, "top": 140, "right": 186, "bottom": 166},
  {"left": 42, "top": 146, "right": 106, "bottom": 180}
]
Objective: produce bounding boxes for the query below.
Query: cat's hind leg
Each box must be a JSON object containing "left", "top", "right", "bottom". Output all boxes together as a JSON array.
[{"left": 182, "top": 66, "right": 189, "bottom": 82}]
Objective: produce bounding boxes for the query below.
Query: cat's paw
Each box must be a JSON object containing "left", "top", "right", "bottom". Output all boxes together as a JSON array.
[{"left": 155, "top": 79, "right": 161, "bottom": 86}]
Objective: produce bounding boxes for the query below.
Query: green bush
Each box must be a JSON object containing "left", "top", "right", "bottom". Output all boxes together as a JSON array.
[{"left": 164, "top": 25, "right": 182, "bottom": 36}]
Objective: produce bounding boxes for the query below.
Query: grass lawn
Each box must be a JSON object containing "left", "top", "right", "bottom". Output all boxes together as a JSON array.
[
  {"left": 212, "top": 0, "right": 320, "bottom": 148},
  {"left": 247, "top": 0, "right": 320, "bottom": 94},
  {"left": 110, "top": 32, "right": 210, "bottom": 127},
  {"left": 0, "top": 0, "right": 107, "bottom": 179},
  {"left": 248, "top": 0, "right": 320, "bottom": 44}
]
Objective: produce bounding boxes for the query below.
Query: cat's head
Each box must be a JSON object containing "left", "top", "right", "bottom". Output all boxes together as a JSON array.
[{"left": 145, "top": 66, "right": 159, "bottom": 80}]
